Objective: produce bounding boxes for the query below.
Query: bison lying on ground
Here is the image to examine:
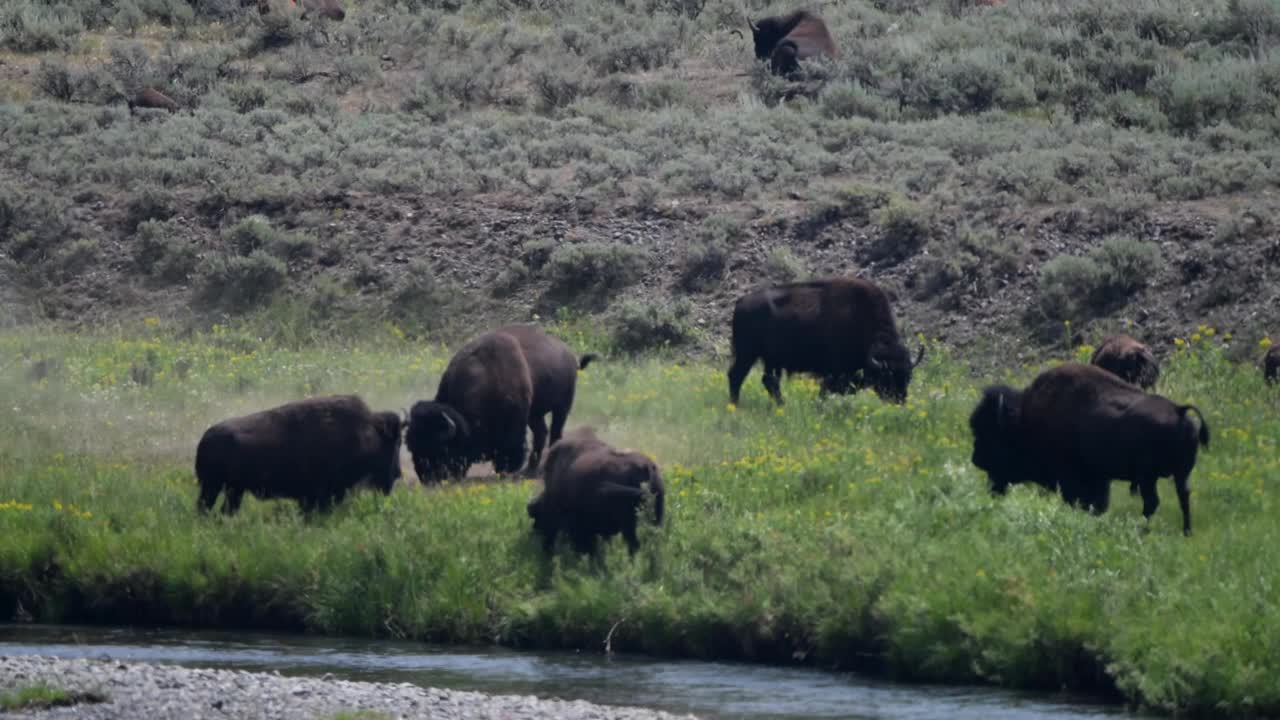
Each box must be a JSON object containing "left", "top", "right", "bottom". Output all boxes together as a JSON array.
[
  {"left": 742, "top": 9, "right": 839, "bottom": 76},
  {"left": 969, "top": 363, "right": 1209, "bottom": 535},
  {"left": 195, "top": 395, "right": 402, "bottom": 515},
  {"left": 527, "top": 427, "right": 665, "bottom": 555},
  {"left": 1263, "top": 345, "right": 1279, "bottom": 384},
  {"left": 728, "top": 277, "right": 924, "bottom": 405},
  {"left": 1091, "top": 334, "right": 1159, "bottom": 389}
]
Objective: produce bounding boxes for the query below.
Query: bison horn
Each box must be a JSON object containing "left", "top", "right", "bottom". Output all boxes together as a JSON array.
[
  {"left": 912, "top": 344, "right": 927, "bottom": 369},
  {"left": 440, "top": 413, "right": 456, "bottom": 439},
  {"left": 745, "top": 14, "right": 758, "bottom": 32},
  {"left": 869, "top": 356, "right": 885, "bottom": 371}
]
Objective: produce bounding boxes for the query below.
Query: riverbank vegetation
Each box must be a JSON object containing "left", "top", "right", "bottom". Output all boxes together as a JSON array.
[
  {"left": 2, "top": 322, "right": 1278, "bottom": 716},
  {"left": 0, "top": 683, "right": 106, "bottom": 711}
]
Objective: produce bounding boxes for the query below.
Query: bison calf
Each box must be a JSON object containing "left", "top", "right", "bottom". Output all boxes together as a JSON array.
[
  {"left": 527, "top": 427, "right": 665, "bottom": 555},
  {"left": 407, "top": 325, "right": 596, "bottom": 482},
  {"left": 195, "top": 395, "right": 402, "bottom": 516},
  {"left": 743, "top": 10, "right": 839, "bottom": 76},
  {"left": 1263, "top": 345, "right": 1279, "bottom": 384},
  {"left": 1091, "top": 334, "right": 1159, "bottom": 390},
  {"left": 969, "top": 363, "right": 1209, "bottom": 536}
]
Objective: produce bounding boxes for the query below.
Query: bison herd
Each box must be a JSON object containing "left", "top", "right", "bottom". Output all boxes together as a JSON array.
[{"left": 195, "top": 275, "right": 1276, "bottom": 550}]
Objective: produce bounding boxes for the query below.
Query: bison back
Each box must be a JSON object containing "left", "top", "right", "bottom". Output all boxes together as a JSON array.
[
  {"left": 438, "top": 331, "right": 534, "bottom": 446},
  {"left": 496, "top": 324, "right": 580, "bottom": 417}
]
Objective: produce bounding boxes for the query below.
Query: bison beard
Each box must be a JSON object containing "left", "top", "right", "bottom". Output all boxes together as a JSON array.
[
  {"left": 969, "top": 363, "right": 1209, "bottom": 536},
  {"left": 527, "top": 427, "right": 665, "bottom": 555},
  {"left": 727, "top": 277, "right": 924, "bottom": 406},
  {"left": 194, "top": 395, "right": 402, "bottom": 516}
]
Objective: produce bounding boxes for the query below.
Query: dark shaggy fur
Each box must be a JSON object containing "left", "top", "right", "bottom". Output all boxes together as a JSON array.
[
  {"left": 406, "top": 330, "right": 534, "bottom": 482},
  {"left": 745, "top": 9, "right": 839, "bottom": 76},
  {"left": 195, "top": 395, "right": 402, "bottom": 516},
  {"left": 1091, "top": 334, "right": 1160, "bottom": 390},
  {"left": 969, "top": 363, "right": 1209, "bottom": 536},
  {"left": 495, "top": 324, "right": 598, "bottom": 475},
  {"left": 127, "top": 88, "right": 178, "bottom": 114},
  {"left": 727, "top": 276, "right": 924, "bottom": 405},
  {"left": 526, "top": 427, "right": 665, "bottom": 555},
  {"left": 1263, "top": 345, "right": 1279, "bottom": 384}
]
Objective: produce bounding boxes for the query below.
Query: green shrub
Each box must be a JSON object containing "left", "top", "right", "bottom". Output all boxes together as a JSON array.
[
  {"left": 763, "top": 247, "right": 806, "bottom": 283},
  {"left": 196, "top": 250, "right": 288, "bottom": 311},
  {"left": 610, "top": 298, "right": 695, "bottom": 354},
  {"left": 222, "top": 215, "right": 312, "bottom": 262},
  {"left": 491, "top": 260, "right": 530, "bottom": 298},
  {"left": 135, "top": 219, "right": 198, "bottom": 284},
  {"left": 545, "top": 242, "right": 649, "bottom": 303},
  {"left": 678, "top": 241, "right": 728, "bottom": 293},
  {"left": 1036, "top": 236, "right": 1160, "bottom": 322},
  {"left": 1037, "top": 254, "right": 1104, "bottom": 324},
  {"left": 0, "top": 1, "right": 85, "bottom": 52},
  {"left": 389, "top": 260, "right": 462, "bottom": 336},
  {"left": 865, "top": 198, "right": 932, "bottom": 264},
  {"left": 36, "top": 60, "right": 75, "bottom": 102}
]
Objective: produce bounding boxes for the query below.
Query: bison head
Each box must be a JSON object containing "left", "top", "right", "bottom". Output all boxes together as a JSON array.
[
  {"left": 405, "top": 401, "right": 470, "bottom": 483},
  {"left": 371, "top": 410, "right": 403, "bottom": 493},
  {"left": 865, "top": 342, "right": 925, "bottom": 404},
  {"left": 745, "top": 15, "right": 791, "bottom": 61},
  {"left": 968, "top": 385, "right": 1024, "bottom": 494}
]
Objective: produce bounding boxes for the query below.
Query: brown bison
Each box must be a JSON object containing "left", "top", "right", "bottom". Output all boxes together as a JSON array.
[
  {"left": 195, "top": 395, "right": 403, "bottom": 516},
  {"left": 127, "top": 87, "right": 178, "bottom": 114},
  {"left": 527, "top": 427, "right": 665, "bottom": 555},
  {"left": 407, "top": 331, "right": 532, "bottom": 481},
  {"left": 1090, "top": 334, "right": 1159, "bottom": 389},
  {"left": 499, "top": 324, "right": 598, "bottom": 474},
  {"left": 406, "top": 326, "right": 597, "bottom": 482},
  {"left": 742, "top": 9, "right": 839, "bottom": 76},
  {"left": 969, "top": 363, "right": 1209, "bottom": 536},
  {"left": 727, "top": 277, "right": 924, "bottom": 405},
  {"left": 1263, "top": 345, "right": 1279, "bottom": 384}
]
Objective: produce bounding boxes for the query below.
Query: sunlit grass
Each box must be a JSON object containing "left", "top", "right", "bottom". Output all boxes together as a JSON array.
[
  {"left": 1, "top": 323, "right": 1278, "bottom": 716},
  {"left": 0, "top": 683, "right": 106, "bottom": 711}
]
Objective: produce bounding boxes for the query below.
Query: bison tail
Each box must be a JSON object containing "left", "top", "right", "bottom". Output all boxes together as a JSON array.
[
  {"left": 1178, "top": 404, "right": 1210, "bottom": 448},
  {"left": 578, "top": 353, "right": 600, "bottom": 371}
]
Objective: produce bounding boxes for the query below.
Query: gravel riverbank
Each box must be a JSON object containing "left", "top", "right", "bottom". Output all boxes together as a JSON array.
[{"left": 0, "top": 656, "right": 699, "bottom": 720}]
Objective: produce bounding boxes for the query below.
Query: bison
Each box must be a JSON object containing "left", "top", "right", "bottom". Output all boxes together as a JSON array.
[
  {"left": 727, "top": 277, "right": 924, "bottom": 406},
  {"left": 527, "top": 427, "right": 665, "bottom": 555},
  {"left": 499, "top": 324, "right": 598, "bottom": 474},
  {"left": 127, "top": 87, "right": 178, "bottom": 114},
  {"left": 741, "top": 9, "right": 839, "bottom": 77},
  {"left": 407, "top": 325, "right": 597, "bottom": 481},
  {"left": 1263, "top": 345, "right": 1279, "bottom": 384},
  {"left": 195, "top": 394, "right": 403, "bottom": 516},
  {"left": 969, "top": 363, "right": 1209, "bottom": 536},
  {"left": 1090, "top": 334, "right": 1159, "bottom": 389}
]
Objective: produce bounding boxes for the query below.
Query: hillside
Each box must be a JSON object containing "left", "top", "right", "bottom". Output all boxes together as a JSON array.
[{"left": 2, "top": 0, "right": 1278, "bottom": 362}]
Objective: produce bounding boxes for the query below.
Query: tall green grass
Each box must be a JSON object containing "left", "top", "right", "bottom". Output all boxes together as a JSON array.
[{"left": 1, "top": 323, "right": 1278, "bottom": 716}]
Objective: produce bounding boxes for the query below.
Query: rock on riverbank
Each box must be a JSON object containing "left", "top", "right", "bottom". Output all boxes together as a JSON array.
[{"left": 0, "top": 656, "right": 699, "bottom": 720}]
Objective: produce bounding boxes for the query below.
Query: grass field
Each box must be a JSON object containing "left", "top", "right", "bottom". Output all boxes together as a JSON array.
[{"left": 2, "top": 321, "right": 1278, "bottom": 716}]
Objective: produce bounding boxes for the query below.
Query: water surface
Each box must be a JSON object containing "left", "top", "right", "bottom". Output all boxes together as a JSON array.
[{"left": 0, "top": 624, "right": 1143, "bottom": 719}]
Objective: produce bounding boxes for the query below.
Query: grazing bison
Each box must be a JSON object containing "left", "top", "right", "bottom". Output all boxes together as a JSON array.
[
  {"left": 1263, "top": 345, "right": 1279, "bottom": 384},
  {"left": 527, "top": 427, "right": 665, "bottom": 555},
  {"left": 742, "top": 9, "right": 839, "bottom": 76},
  {"left": 1090, "top": 334, "right": 1159, "bottom": 390},
  {"left": 498, "top": 324, "right": 598, "bottom": 475},
  {"left": 727, "top": 277, "right": 924, "bottom": 405},
  {"left": 969, "top": 363, "right": 1209, "bottom": 536},
  {"left": 195, "top": 395, "right": 403, "bottom": 516},
  {"left": 126, "top": 87, "right": 178, "bottom": 114},
  {"left": 406, "top": 330, "right": 535, "bottom": 482}
]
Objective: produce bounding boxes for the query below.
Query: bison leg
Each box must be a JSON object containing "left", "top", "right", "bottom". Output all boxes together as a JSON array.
[
  {"left": 196, "top": 478, "right": 223, "bottom": 514},
  {"left": 548, "top": 407, "right": 569, "bottom": 447},
  {"left": 1085, "top": 480, "right": 1111, "bottom": 515},
  {"left": 524, "top": 413, "right": 549, "bottom": 477},
  {"left": 1174, "top": 473, "right": 1192, "bottom": 537},
  {"left": 727, "top": 355, "right": 756, "bottom": 405},
  {"left": 494, "top": 443, "right": 526, "bottom": 475},
  {"left": 762, "top": 365, "right": 784, "bottom": 405},
  {"left": 621, "top": 518, "right": 640, "bottom": 556},
  {"left": 221, "top": 487, "right": 245, "bottom": 516},
  {"left": 1138, "top": 477, "right": 1160, "bottom": 522},
  {"left": 1129, "top": 480, "right": 1140, "bottom": 496}
]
